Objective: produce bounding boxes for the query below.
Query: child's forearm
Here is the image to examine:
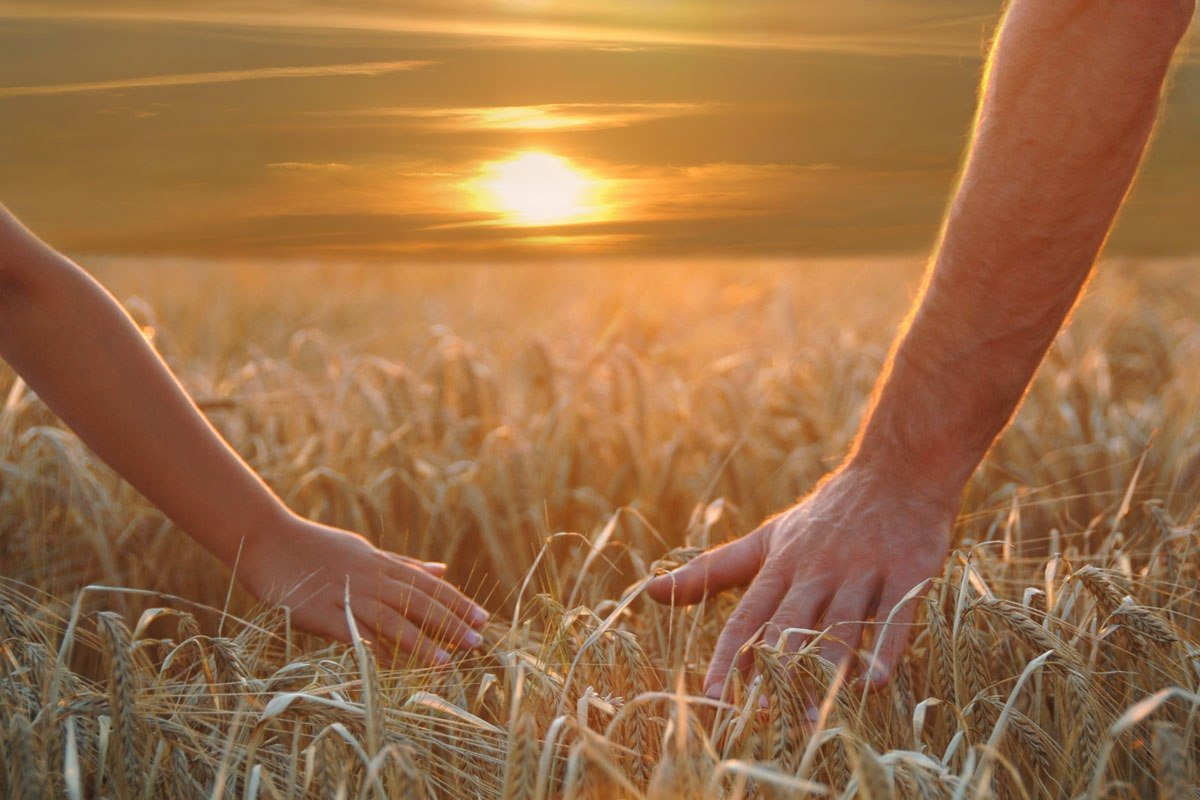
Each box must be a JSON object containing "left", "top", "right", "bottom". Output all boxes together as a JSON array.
[
  {"left": 0, "top": 209, "right": 289, "bottom": 565},
  {"left": 0, "top": 208, "right": 487, "bottom": 661}
]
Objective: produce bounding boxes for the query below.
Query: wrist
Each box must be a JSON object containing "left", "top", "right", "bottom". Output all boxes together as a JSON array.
[
  {"left": 204, "top": 498, "right": 296, "bottom": 571},
  {"left": 841, "top": 445, "right": 965, "bottom": 521},
  {"left": 848, "top": 351, "right": 984, "bottom": 510}
]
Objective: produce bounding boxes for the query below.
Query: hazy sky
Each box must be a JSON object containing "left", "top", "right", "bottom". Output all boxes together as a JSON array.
[{"left": 2, "top": 1, "right": 1198, "bottom": 261}]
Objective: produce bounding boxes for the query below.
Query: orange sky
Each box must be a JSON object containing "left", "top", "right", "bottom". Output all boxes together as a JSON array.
[{"left": 2, "top": 2, "right": 1198, "bottom": 261}]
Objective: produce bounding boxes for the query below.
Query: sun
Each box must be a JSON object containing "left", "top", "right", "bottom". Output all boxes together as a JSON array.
[{"left": 472, "top": 151, "right": 604, "bottom": 225}]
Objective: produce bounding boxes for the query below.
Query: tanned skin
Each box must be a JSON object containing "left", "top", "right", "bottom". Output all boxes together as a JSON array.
[
  {"left": 647, "top": 0, "right": 1196, "bottom": 699},
  {"left": 0, "top": 209, "right": 488, "bottom": 667}
]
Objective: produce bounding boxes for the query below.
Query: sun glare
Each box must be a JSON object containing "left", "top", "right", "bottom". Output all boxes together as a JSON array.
[{"left": 472, "top": 151, "right": 604, "bottom": 225}]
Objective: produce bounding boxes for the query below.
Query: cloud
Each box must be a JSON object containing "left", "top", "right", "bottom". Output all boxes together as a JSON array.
[
  {"left": 0, "top": 60, "right": 435, "bottom": 99},
  {"left": 338, "top": 102, "right": 716, "bottom": 132},
  {"left": 266, "top": 161, "right": 351, "bottom": 171},
  {"left": 4, "top": 5, "right": 994, "bottom": 59},
  {"left": 604, "top": 162, "right": 857, "bottom": 222},
  {"left": 8, "top": 2, "right": 1190, "bottom": 63}
]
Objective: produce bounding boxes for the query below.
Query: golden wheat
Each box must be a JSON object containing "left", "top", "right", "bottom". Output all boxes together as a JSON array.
[{"left": 1, "top": 260, "right": 1199, "bottom": 797}]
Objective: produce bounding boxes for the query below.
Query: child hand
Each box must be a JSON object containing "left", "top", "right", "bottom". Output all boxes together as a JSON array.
[
  {"left": 238, "top": 514, "right": 487, "bottom": 667},
  {"left": 0, "top": 204, "right": 486, "bottom": 668}
]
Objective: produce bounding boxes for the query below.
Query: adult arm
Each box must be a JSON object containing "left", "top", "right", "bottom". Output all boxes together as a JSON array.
[
  {"left": 647, "top": 0, "right": 1195, "bottom": 696},
  {"left": 0, "top": 208, "right": 487, "bottom": 666}
]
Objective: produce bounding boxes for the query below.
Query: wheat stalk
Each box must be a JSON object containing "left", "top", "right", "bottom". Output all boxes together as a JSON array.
[
  {"left": 96, "top": 611, "right": 143, "bottom": 798},
  {"left": 1, "top": 268, "right": 1199, "bottom": 798}
]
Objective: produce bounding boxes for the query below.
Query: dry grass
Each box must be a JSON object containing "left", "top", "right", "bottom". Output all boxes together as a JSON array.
[{"left": 2, "top": 258, "right": 1200, "bottom": 798}]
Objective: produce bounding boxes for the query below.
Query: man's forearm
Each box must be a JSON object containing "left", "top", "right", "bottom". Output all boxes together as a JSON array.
[
  {"left": 646, "top": 0, "right": 1195, "bottom": 691},
  {"left": 0, "top": 209, "right": 288, "bottom": 565},
  {"left": 850, "top": 0, "right": 1193, "bottom": 496}
]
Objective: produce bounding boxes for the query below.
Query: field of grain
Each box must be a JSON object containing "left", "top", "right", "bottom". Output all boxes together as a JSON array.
[{"left": 2, "top": 257, "right": 1199, "bottom": 798}]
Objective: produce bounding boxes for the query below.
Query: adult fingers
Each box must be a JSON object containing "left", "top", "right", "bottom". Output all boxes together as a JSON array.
[
  {"left": 646, "top": 523, "right": 770, "bottom": 606},
  {"left": 815, "top": 578, "right": 879, "bottom": 672},
  {"left": 703, "top": 568, "right": 788, "bottom": 698},
  {"left": 384, "top": 558, "right": 488, "bottom": 627},
  {"left": 760, "top": 582, "right": 832, "bottom": 713},
  {"left": 860, "top": 576, "right": 930, "bottom": 690},
  {"left": 762, "top": 581, "right": 832, "bottom": 653}
]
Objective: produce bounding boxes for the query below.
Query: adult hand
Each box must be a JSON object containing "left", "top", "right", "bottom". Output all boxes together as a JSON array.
[
  {"left": 239, "top": 513, "right": 488, "bottom": 667},
  {"left": 646, "top": 463, "right": 955, "bottom": 697}
]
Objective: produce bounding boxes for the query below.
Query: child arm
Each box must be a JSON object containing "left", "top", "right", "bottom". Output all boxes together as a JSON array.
[{"left": 0, "top": 206, "right": 486, "bottom": 665}]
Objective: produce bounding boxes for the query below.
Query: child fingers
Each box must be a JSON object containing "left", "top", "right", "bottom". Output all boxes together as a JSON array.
[
  {"left": 390, "top": 554, "right": 449, "bottom": 577},
  {"left": 383, "top": 580, "right": 485, "bottom": 651},
  {"left": 353, "top": 606, "right": 450, "bottom": 669},
  {"left": 384, "top": 557, "right": 488, "bottom": 626}
]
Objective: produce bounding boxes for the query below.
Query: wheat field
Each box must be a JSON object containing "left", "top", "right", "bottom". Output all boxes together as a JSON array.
[{"left": 2, "top": 257, "right": 1199, "bottom": 799}]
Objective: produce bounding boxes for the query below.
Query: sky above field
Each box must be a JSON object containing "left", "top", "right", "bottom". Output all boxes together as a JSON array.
[{"left": 2, "top": 2, "right": 1199, "bottom": 261}]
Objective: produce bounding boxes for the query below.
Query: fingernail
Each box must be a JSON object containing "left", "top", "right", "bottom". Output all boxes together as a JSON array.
[
  {"left": 806, "top": 705, "right": 820, "bottom": 723},
  {"left": 704, "top": 683, "right": 725, "bottom": 700},
  {"left": 757, "top": 693, "right": 769, "bottom": 710},
  {"left": 868, "top": 663, "right": 888, "bottom": 686},
  {"left": 424, "top": 561, "right": 448, "bottom": 574},
  {"left": 465, "top": 630, "right": 484, "bottom": 648},
  {"left": 434, "top": 648, "right": 451, "bottom": 666},
  {"left": 470, "top": 607, "right": 489, "bottom": 626}
]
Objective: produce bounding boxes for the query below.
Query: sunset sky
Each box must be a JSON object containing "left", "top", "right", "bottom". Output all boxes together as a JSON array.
[{"left": 3, "top": 2, "right": 1198, "bottom": 262}]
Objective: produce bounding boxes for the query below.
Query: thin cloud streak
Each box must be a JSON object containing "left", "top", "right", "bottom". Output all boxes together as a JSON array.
[
  {"left": 5, "top": 7, "right": 991, "bottom": 58},
  {"left": 0, "top": 60, "right": 435, "bottom": 99},
  {"left": 336, "top": 103, "right": 716, "bottom": 132},
  {"left": 266, "top": 162, "right": 351, "bottom": 171}
]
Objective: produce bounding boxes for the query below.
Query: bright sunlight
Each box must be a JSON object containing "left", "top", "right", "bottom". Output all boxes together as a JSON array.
[{"left": 471, "top": 151, "right": 605, "bottom": 225}]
